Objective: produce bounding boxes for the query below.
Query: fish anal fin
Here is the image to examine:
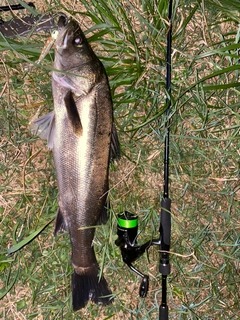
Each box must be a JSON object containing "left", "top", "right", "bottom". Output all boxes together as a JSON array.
[
  {"left": 54, "top": 208, "right": 68, "bottom": 235},
  {"left": 64, "top": 91, "right": 83, "bottom": 136}
]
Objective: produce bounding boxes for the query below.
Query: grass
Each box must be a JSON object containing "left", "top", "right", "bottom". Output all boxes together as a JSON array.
[{"left": 0, "top": 0, "right": 239, "bottom": 319}]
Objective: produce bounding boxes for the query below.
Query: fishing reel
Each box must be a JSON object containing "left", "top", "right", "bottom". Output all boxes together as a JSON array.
[{"left": 115, "top": 211, "right": 161, "bottom": 298}]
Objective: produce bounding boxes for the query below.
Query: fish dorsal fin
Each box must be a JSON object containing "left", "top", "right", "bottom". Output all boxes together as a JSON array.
[
  {"left": 110, "top": 123, "right": 120, "bottom": 161},
  {"left": 30, "top": 111, "right": 55, "bottom": 149},
  {"left": 64, "top": 91, "right": 83, "bottom": 136},
  {"left": 97, "top": 198, "right": 110, "bottom": 225}
]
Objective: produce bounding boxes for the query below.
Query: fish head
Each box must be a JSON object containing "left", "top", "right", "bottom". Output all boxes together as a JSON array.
[{"left": 54, "top": 18, "right": 95, "bottom": 70}]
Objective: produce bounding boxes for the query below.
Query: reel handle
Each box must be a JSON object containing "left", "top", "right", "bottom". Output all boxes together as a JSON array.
[{"left": 139, "top": 275, "right": 149, "bottom": 298}]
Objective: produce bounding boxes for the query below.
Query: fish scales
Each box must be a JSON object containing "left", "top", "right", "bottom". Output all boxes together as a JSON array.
[
  {"left": 52, "top": 19, "right": 114, "bottom": 310},
  {"left": 31, "top": 16, "right": 119, "bottom": 311},
  {"left": 53, "top": 80, "right": 112, "bottom": 264}
]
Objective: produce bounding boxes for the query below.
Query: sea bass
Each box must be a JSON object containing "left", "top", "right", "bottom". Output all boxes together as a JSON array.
[{"left": 32, "top": 16, "right": 119, "bottom": 310}]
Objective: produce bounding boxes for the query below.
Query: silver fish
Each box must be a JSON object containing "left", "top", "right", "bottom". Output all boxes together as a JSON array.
[{"left": 31, "top": 16, "right": 120, "bottom": 310}]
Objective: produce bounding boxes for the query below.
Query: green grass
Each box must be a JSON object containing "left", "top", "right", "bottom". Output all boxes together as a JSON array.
[{"left": 0, "top": 0, "right": 239, "bottom": 319}]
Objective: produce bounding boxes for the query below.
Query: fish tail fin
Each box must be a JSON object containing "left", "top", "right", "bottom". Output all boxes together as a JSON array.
[{"left": 72, "top": 269, "right": 113, "bottom": 311}]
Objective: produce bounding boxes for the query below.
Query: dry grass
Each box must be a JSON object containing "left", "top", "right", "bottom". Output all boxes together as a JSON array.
[{"left": 0, "top": 0, "right": 239, "bottom": 319}]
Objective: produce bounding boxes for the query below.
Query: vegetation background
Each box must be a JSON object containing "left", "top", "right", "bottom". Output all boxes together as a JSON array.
[{"left": 0, "top": 0, "right": 239, "bottom": 319}]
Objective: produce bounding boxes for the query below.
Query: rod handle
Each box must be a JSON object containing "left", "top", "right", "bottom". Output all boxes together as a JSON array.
[
  {"left": 159, "top": 305, "right": 168, "bottom": 320},
  {"left": 159, "top": 198, "right": 171, "bottom": 275},
  {"left": 160, "top": 198, "right": 171, "bottom": 246}
]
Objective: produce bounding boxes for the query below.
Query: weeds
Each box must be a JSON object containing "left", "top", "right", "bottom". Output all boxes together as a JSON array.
[{"left": 0, "top": 0, "right": 239, "bottom": 319}]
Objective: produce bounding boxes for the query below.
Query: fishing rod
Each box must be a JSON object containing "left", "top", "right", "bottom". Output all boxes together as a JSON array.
[
  {"left": 159, "top": 0, "right": 172, "bottom": 318},
  {"left": 0, "top": 2, "right": 36, "bottom": 30},
  {"left": 115, "top": 1, "right": 173, "bottom": 320},
  {"left": 0, "top": 2, "right": 35, "bottom": 12}
]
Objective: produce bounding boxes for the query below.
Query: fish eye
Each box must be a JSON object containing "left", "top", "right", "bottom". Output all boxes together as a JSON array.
[{"left": 74, "top": 37, "right": 82, "bottom": 46}]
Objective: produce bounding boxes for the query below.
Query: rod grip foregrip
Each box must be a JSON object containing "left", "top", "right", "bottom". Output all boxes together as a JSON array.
[
  {"left": 159, "top": 198, "right": 171, "bottom": 275},
  {"left": 160, "top": 198, "right": 171, "bottom": 246}
]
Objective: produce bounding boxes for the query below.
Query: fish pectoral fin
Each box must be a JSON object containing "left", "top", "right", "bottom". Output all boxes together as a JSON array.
[
  {"left": 110, "top": 123, "right": 120, "bottom": 161},
  {"left": 64, "top": 91, "right": 83, "bottom": 136},
  {"left": 30, "top": 111, "right": 55, "bottom": 149},
  {"left": 54, "top": 208, "right": 68, "bottom": 235}
]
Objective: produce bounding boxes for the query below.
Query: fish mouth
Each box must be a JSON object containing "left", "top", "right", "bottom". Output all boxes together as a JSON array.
[
  {"left": 56, "top": 19, "right": 79, "bottom": 54},
  {"left": 57, "top": 15, "right": 68, "bottom": 29}
]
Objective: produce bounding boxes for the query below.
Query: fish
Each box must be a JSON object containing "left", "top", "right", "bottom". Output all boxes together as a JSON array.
[{"left": 31, "top": 16, "right": 120, "bottom": 311}]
